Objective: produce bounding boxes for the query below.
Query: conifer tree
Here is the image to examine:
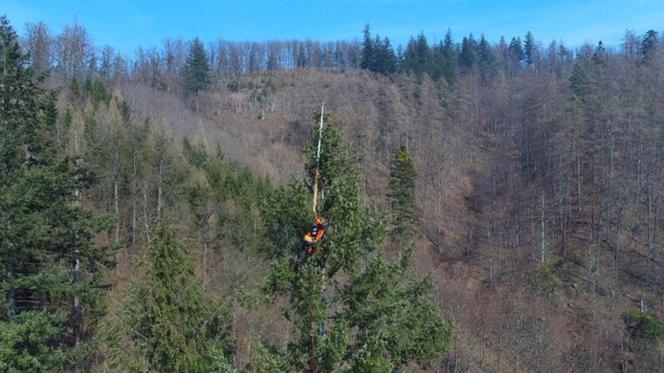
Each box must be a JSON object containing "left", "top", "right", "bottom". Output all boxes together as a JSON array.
[
  {"left": 441, "top": 29, "right": 458, "bottom": 84},
  {"left": 508, "top": 36, "right": 524, "bottom": 63},
  {"left": 360, "top": 24, "right": 374, "bottom": 71},
  {"left": 100, "top": 217, "right": 232, "bottom": 371},
  {"left": 459, "top": 34, "right": 479, "bottom": 73},
  {"left": 183, "top": 38, "right": 211, "bottom": 102},
  {"left": 388, "top": 146, "right": 418, "bottom": 245},
  {"left": 0, "top": 16, "right": 115, "bottom": 370},
  {"left": 263, "top": 111, "right": 451, "bottom": 372},
  {"left": 524, "top": 31, "right": 536, "bottom": 66},
  {"left": 372, "top": 36, "right": 398, "bottom": 75},
  {"left": 639, "top": 29, "right": 659, "bottom": 63},
  {"left": 401, "top": 33, "right": 431, "bottom": 77},
  {"left": 478, "top": 34, "right": 496, "bottom": 83}
]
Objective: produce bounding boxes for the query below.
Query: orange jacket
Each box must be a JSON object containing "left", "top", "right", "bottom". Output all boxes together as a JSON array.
[{"left": 304, "top": 216, "right": 326, "bottom": 245}]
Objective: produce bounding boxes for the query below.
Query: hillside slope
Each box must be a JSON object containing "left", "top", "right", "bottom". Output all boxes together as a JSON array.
[{"left": 110, "top": 66, "right": 664, "bottom": 371}]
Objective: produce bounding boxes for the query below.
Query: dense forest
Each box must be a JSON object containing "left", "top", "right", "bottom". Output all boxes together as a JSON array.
[{"left": 2, "top": 13, "right": 664, "bottom": 372}]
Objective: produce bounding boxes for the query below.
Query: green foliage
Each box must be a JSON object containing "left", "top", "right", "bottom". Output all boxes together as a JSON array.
[
  {"left": 508, "top": 36, "right": 524, "bottom": 64},
  {"left": 183, "top": 38, "right": 211, "bottom": 98},
  {"left": 251, "top": 339, "right": 290, "bottom": 373},
  {"left": 360, "top": 24, "right": 373, "bottom": 71},
  {"left": 83, "top": 77, "right": 112, "bottom": 109},
  {"left": 327, "top": 254, "right": 452, "bottom": 371},
  {"left": 262, "top": 182, "right": 310, "bottom": 259},
  {"left": 262, "top": 111, "right": 451, "bottom": 371},
  {"left": 388, "top": 146, "right": 418, "bottom": 245},
  {"left": 478, "top": 34, "right": 496, "bottom": 83},
  {"left": 459, "top": 34, "right": 478, "bottom": 72},
  {"left": 0, "top": 16, "right": 115, "bottom": 370},
  {"left": 183, "top": 137, "right": 270, "bottom": 254},
  {"left": 430, "top": 29, "right": 457, "bottom": 84},
  {"left": 524, "top": 31, "right": 536, "bottom": 66},
  {"left": 101, "top": 218, "right": 232, "bottom": 372},
  {"left": 625, "top": 311, "right": 664, "bottom": 344},
  {"left": 360, "top": 24, "right": 398, "bottom": 75},
  {"left": 401, "top": 33, "right": 432, "bottom": 77},
  {"left": 639, "top": 30, "right": 658, "bottom": 62},
  {"left": 0, "top": 312, "right": 66, "bottom": 371}
]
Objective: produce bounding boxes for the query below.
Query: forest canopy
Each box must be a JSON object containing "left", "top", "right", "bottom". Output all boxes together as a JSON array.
[{"left": 2, "top": 11, "right": 664, "bottom": 372}]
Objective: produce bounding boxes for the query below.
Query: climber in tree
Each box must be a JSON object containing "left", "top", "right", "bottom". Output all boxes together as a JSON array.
[{"left": 303, "top": 215, "right": 326, "bottom": 254}]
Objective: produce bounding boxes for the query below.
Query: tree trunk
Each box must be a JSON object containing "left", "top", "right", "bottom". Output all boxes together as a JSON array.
[
  {"left": 157, "top": 157, "right": 163, "bottom": 218},
  {"left": 114, "top": 180, "right": 120, "bottom": 243},
  {"left": 143, "top": 180, "right": 151, "bottom": 247},
  {"left": 131, "top": 152, "right": 137, "bottom": 248}
]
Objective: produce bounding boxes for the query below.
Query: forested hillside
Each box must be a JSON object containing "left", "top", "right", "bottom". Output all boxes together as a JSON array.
[{"left": 2, "top": 14, "right": 664, "bottom": 372}]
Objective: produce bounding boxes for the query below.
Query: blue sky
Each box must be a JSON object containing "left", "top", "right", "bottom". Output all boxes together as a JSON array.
[{"left": 1, "top": 0, "right": 662, "bottom": 53}]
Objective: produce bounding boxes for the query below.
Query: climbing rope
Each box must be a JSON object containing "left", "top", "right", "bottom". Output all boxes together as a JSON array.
[{"left": 312, "top": 103, "right": 324, "bottom": 216}]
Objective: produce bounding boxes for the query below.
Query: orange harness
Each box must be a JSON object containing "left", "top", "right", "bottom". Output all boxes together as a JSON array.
[{"left": 303, "top": 216, "right": 326, "bottom": 254}]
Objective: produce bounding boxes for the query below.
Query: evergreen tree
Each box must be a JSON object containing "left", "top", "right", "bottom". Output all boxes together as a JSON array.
[
  {"left": 639, "top": 29, "right": 659, "bottom": 63},
  {"left": 441, "top": 29, "right": 458, "bottom": 84},
  {"left": 360, "top": 25, "right": 397, "bottom": 76},
  {"left": 360, "top": 24, "right": 374, "bottom": 71},
  {"left": 263, "top": 111, "right": 452, "bottom": 372},
  {"left": 478, "top": 34, "right": 496, "bottom": 83},
  {"left": 592, "top": 40, "right": 608, "bottom": 65},
  {"left": 101, "top": 218, "right": 232, "bottom": 371},
  {"left": 430, "top": 41, "right": 445, "bottom": 82},
  {"left": 459, "top": 34, "right": 478, "bottom": 72},
  {"left": 401, "top": 33, "right": 431, "bottom": 77},
  {"left": 388, "top": 146, "right": 418, "bottom": 245},
  {"left": 524, "top": 31, "right": 536, "bottom": 66},
  {"left": 183, "top": 38, "right": 211, "bottom": 100},
  {"left": 0, "top": 16, "right": 115, "bottom": 370},
  {"left": 370, "top": 36, "right": 398, "bottom": 75},
  {"left": 508, "top": 36, "right": 524, "bottom": 63}
]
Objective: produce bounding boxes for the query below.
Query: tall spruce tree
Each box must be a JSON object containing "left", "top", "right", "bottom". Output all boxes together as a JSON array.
[
  {"left": 459, "top": 34, "right": 479, "bottom": 73},
  {"left": 508, "top": 36, "right": 524, "bottom": 63},
  {"left": 640, "top": 29, "right": 659, "bottom": 63},
  {"left": 441, "top": 29, "right": 458, "bottom": 84},
  {"left": 373, "top": 36, "right": 398, "bottom": 75},
  {"left": 360, "top": 24, "right": 374, "bottom": 71},
  {"left": 401, "top": 33, "right": 431, "bottom": 77},
  {"left": 183, "top": 38, "right": 211, "bottom": 102},
  {"left": 263, "top": 111, "right": 451, "bottom": 372},
  {"left": 100, "top": 217, "right": 232, "bottom": 371},
  {"left": 388, "top": 146, "right": 418, "bottom": 245},
  {"left": 524, "top": 31, "right": 536, "bottom": 66},
  {"left": 478, "top": 34, "right": 496, "bottom": 83},
  {"left": 0, "top": 16, "right": 115, "bottom": 371}
]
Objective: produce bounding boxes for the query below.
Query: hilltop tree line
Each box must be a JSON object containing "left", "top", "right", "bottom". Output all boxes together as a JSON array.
[{"left": 22, "top": 19, "right": 663, "bottom": 96}]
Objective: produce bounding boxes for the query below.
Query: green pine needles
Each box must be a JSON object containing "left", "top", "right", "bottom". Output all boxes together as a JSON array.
[
  {"left": 100, "top": 217, "right": 233, "bottom": 372},
  {"left": 263, "top": 111, "right": 452, "bottom": 372},
  {"left": 0, "top": 16, "right": 116, "bottom": 371},
  {"left": 388, "top": 146, "right": 418, "bottom": 246}
]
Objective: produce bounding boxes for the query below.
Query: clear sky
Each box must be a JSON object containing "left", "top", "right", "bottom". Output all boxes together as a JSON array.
[{"left": 1, "top": 0, "right": 662, "bottom": 53}]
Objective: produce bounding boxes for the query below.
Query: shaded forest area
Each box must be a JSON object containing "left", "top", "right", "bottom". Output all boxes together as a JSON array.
[{"left": 3, "top": 14, "right": 664, "bottom": 372}]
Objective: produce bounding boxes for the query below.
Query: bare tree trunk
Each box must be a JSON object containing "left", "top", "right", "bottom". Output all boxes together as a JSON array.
[
  {"left": 157, "top": 157, "right": 163, "bottom": 218},
  {"left": 540, "top": 190, "right": 545, "bottom": 264},
  {"left": 202, "top": 213, "right": 210, "bottom": 286},
  {"left": 131, "top": 153, "right": 137, "bottom": 248},
  {"left": 614, "top": 193, "right": 625, "bottom": 290},
  {"left": 113, "top": 180, "right": 120, "bottom": 244},
  {"left": 576, "top": 144, "right": 582, "bottom": 212},
  {"left": 143, "top": 180, "right": 151, "bottom": 247}
]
